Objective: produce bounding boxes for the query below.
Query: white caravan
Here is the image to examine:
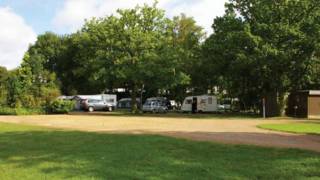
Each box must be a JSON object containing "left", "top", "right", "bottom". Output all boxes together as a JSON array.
[{"left": 181, "top": 95, "right": 218, "bottom": 113}]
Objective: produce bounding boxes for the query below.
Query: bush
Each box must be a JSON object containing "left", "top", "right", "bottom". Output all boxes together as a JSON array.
[
  {"left": 48, "top": 99, "right": 75, "bottom": 114},
  {"left": 17, "top": 108, "right": 45, "bottom": 115},
  {"left": 0, "top": 107, "right": 16, "bottom": 115},
  {"left": 0, "top": 107, "right": 44, "bottom": 115}
]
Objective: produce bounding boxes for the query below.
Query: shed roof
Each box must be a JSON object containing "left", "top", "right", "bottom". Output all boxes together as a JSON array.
[{"left": 309, "top": 90, "right": 320, "bottom": 95}]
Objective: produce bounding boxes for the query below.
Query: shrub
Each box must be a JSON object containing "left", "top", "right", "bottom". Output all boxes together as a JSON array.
[
  {"left": 0, "top": 107, "right": 16, "bottom": 115},
  {"left": 48, "top": 99, "right": 75, "bottom": 114},
  {"left": 0, "top": 107, "right": 44, "bottom": 115},
  {"left": 15, "top": 108, "right": 45, "bottom": 115}
]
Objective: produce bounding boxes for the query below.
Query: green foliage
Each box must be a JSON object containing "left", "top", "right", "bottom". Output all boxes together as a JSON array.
[
  {"left": 74, "top": 3, "right": 193, "bottom": 112},
  {"left": 6, "top": 71, "right": 24, "bottom": 107},
  {"left": 201, "top": 0, "right": 320, "bottom": 113},
  {"left": 0, "top": 107, "right": 44, "bottom": 115},
  {"left": 0, "top": 66, "right": 9, "bottom": 105},
  {"left": 48, "top": 99, "right": 75, "bottom": 114},
  {"left": 6, "top": 43, "right": 61, "bottom": 109},
  {"left": 3, "top": 0, "right": 320, "bottom": 115}
]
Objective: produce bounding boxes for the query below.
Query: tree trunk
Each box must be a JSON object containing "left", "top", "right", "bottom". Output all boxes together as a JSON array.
[
  {"left": 277, "top": 92, "right": 287, "bottom": 117},
  {"left": 131, "top": 83, "right": 139, "bottom": 114}
]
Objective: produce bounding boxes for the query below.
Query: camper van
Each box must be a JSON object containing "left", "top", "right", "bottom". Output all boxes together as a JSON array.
[{"left": 181, "top": 95, "right": 218, "bottom": 113}]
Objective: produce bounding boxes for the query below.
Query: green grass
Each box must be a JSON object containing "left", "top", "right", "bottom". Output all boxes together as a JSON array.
[
  {"left": 259, "top": 122, "right": 320, "bottom": 135},
  {"left": 0, "top": 123, "right": 319, "bottom": 179}
]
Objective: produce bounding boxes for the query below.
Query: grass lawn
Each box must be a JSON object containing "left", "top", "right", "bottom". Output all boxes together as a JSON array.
[
  {"left": 258, "top": 122, "right": 320, "bottom": 135},
  {"left": 0, "top": 123, "right": 319, "bottom": 180}
]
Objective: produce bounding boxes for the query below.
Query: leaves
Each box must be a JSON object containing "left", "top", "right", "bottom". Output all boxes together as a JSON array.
[{"left": 202, "top": 0, "right": 320, "bottom": 111}]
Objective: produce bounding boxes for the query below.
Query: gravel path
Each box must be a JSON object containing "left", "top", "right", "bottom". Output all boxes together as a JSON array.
[{"left": 0, "top": 115, "right": 319, "bottom": 152}]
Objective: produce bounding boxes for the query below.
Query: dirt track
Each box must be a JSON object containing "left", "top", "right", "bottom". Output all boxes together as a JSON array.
[{"left": 0, "top": 115, "right": 319, "bottom": 152}]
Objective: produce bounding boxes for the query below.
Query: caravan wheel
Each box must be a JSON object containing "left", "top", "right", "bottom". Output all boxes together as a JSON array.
[{"left": 88, "top": 107, "right": 94, "bottom": 112}]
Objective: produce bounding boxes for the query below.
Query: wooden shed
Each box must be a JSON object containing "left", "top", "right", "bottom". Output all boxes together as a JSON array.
[{"left": 287, "top": 90, "right": 320, "bottom": 119}]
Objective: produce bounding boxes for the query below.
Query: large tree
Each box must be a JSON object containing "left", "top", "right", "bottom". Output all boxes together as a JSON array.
[
  {"left": 203, "top": 0, "right": 320, "bottom": 114},
  {"left": 76, "top": 3, "right": 190, "bottom": 112},
  {"left": 170, "top": 14, "right": 206, "bottom": 100}
]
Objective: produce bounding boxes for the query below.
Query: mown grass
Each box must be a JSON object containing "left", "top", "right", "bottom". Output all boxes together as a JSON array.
[
  {"left": 259, "top": 122, "right": 320, "bottom": 135},
  {"left": 0, "top": 122, "right": 319, "bottom": 179}
]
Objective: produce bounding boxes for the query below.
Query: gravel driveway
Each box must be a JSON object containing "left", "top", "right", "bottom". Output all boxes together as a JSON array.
[{"left": 0, "top": 115, "right": 319, "bottom": 152}]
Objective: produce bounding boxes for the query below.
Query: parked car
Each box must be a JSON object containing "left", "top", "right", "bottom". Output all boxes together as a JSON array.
[
  {"left": 81, "top": 99, "right": 113, "bottom": 112},
  {"left": 142, "top": 97, "right": 168, "bottom": 113},
  {"left": 73, "top": 94, "right": 117, "bottom": 111},
  {"left": 117, "top": 98, "right": 141, "bottom": 109},
  {"left": 218, "top": 99, "right": 232, "bottom": 112}
]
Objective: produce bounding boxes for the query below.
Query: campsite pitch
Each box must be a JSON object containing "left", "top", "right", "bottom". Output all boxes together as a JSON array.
[{"left": 0, "top": 114, "right": 319, "bottom": 152}]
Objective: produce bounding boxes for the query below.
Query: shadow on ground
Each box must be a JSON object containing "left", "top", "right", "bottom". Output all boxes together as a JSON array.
[
  {"left": 0, "top": 124, "right": 319, "bottom": 179},
  {"left": 159, "top": 131, "right": 320, "bottom": 153}
]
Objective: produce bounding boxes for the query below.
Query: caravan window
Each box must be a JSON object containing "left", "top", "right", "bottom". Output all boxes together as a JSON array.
[
  {"left": 88, "top": 99, "right": 100, "bottom": 103},
  {"left": 107, "top": 99, "right": 115, "bottom": 103},
  {"left": 185, "top": 99, "right": 192, "bottom": 104},
  {"left": 208, "top": 97, "right": 213, "bottom": 104}
]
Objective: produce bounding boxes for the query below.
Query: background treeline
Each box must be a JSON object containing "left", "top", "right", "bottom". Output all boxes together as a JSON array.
[{"left": 0, "top": 0, "right": 320, "bottom": 114}]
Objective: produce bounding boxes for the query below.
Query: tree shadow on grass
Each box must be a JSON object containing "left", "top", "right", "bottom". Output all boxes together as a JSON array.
[{"left": 0, "top": 128, "right": 319, "bottom": 179}]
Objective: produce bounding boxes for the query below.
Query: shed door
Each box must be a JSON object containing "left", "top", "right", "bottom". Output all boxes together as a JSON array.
[{"left": 308, "top": 96, "right": 320, "bottom": 119}]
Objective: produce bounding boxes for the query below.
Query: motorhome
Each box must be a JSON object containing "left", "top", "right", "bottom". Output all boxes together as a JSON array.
[{"left": 181, "top": 95, "right": 218, "bottom": 113}]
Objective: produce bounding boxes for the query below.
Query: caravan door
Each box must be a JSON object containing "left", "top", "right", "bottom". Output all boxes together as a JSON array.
[
  {"left": 181, "top": 97, "right": 193, "bottom": 112},
  {"left": 192, "top": 97, "right": 197, "bottom": 113}
]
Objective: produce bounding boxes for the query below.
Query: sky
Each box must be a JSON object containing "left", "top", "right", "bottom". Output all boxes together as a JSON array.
[{"left": 0, "top": 0, "right": 228, "bottom": 70}]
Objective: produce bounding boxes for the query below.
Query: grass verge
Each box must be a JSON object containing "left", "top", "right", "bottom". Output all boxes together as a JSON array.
[
  {"left": 0, "top": 122, "right": 319, "bottom": 179},
  {"left": 258, "top": 123, "right": 320, "bottom": 135}
]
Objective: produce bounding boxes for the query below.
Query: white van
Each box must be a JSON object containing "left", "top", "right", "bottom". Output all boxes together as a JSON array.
[{"left": 181, "top": 95, "right": 218, "bottom": 113}]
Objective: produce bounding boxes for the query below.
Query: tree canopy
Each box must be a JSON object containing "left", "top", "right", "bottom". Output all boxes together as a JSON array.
[
  {"left": 201, "top": 0, "right": 320, "bottom": 113},
  {"left": 1, "top": 0, "right": 319, "bottom": 115}
]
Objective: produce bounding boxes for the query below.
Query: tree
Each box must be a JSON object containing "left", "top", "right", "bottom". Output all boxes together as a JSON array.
[
  {"left": 203, "top": 0, "right": 320, "bottom": 114},
  {"left": 78, "top": 3, "right": 190, "bottom": 112},
  {"left": 6, "top": 50, "right": 60, "bottom": 108},
  {"left": 170, "top": 14, "right": 206, "bottom": 101},
  {"left": 0, "top": 66, "right": 9, "bottom": 105}
]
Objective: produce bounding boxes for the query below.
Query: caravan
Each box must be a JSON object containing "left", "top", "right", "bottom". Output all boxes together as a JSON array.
[{"left": 181, "top": 95, "right": 218, "bottom": 113}]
